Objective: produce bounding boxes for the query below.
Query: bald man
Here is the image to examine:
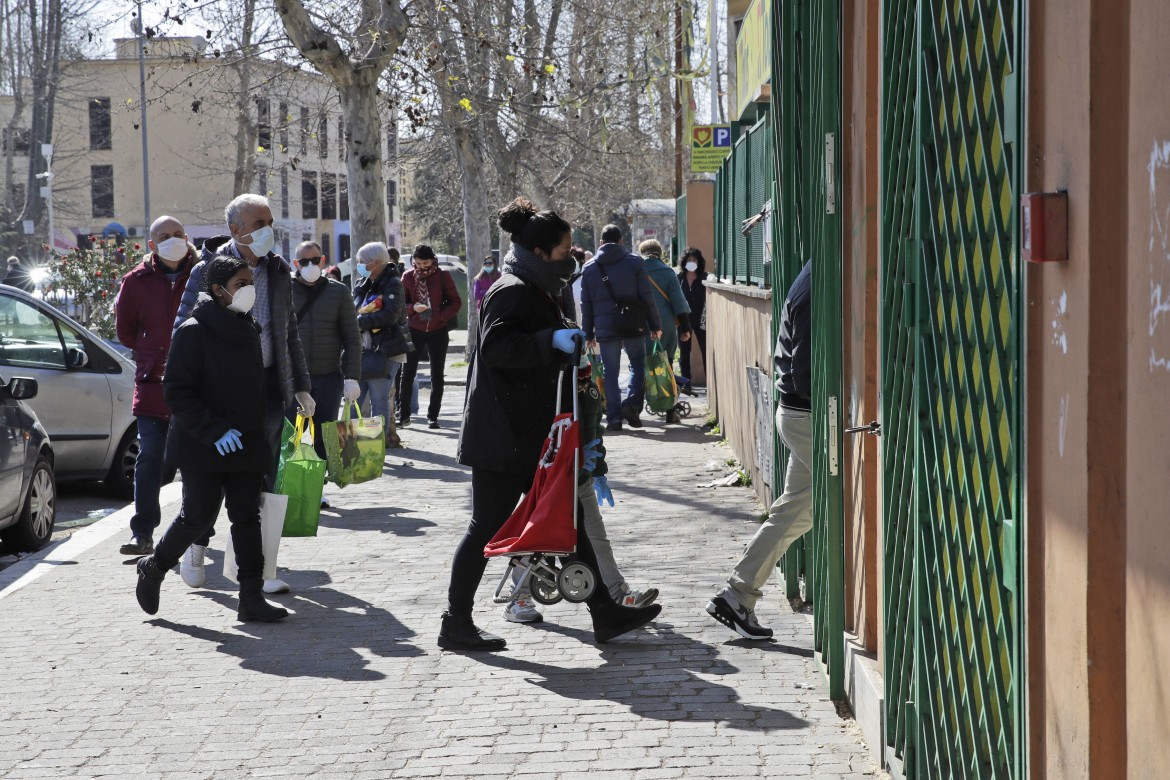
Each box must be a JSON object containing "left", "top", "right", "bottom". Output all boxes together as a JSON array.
[{"left": 114, "top": 216, "right": 197, "bottom": 555}]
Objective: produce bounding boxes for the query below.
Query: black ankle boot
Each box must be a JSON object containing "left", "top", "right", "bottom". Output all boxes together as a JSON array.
[
  {"left": 238, "top": 579, "right": 289, "bottom": 622},
  {"left": 590, "top": 598, "right": 662, "bottom": 643},
  {"left": 135, "top": 555, "right": 167, "bottom": 615},
  {"left": 438, "top": 611, "right": 507, "bottom": 651}
]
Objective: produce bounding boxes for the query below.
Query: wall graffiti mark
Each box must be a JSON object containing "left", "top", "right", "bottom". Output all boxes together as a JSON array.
[
  {"left": 1050, "top": 289, "right": 1068, "bottom": 355},
  {"left": 1147, "top": 140, "right": 1170, "bottom": 372}
]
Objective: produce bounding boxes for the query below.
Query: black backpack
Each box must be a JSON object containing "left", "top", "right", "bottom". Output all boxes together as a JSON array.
[{"left": 599, "top": 270, "right": 648, "bottom": 338}]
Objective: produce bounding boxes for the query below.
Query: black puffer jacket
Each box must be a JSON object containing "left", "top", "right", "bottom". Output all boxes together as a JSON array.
[
  {"left": 774, "top": 262, "right": 811, "bottom": 410},
  {"left": 353, "top": 264, "right": 412, "bottom": 358},
  {"left": 292, "top": 277, "right": 361, "bottom": 378},
  {"left": 164, "top": 296, "right": 272, "bottom": 473},
  {"left": 458, "top": 273, "right": 574, "bottom": 476}
]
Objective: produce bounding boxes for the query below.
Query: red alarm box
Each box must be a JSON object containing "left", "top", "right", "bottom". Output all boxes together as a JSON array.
[{"left": 1021, "top": 191, "right": 1068, "bottom": 263}]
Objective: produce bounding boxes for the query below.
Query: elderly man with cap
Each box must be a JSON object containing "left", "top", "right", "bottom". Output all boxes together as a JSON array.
[{"left": 114, "top": 216, "right": 197, "bottom": 555}]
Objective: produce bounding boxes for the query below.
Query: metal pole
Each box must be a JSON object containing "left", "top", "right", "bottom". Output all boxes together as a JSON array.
[
  {"left": 134, "top": 0, "right": 151, "bottom": 227},
  {"left": 709, "top": 0, "right": 719, "bottom": 123},
  {"left": 39, "top": 144, "right": 54, "bottom": 256},
  {"left": 674, "top": 0, "right": 684, "bottom": 196}
]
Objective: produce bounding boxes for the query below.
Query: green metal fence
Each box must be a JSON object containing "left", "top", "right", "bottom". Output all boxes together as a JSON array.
[
  {"left": 770, "top": 0, "right": 846, "bottom": 701},
  {"left": 880, "top": 0, "right": 1024, "bottom": 776},
  {"left": 714, "top": 118, "right": 772, "bottom": 286}
]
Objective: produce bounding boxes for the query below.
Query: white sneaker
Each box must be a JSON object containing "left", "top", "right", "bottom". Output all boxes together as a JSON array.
[
  {"left": 503, "top": 597, "right": 543, "bottom": 623},
  {"left": 621, "top": 588, "right": 659, "bottom": 607},
  {"left": 263, "top": 578, "right": 291, "bottom": 594},
  {"left": 180, "top": 544, "right": 206, "bottom": 588}
]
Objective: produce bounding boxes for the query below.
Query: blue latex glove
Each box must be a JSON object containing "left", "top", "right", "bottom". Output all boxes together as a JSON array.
[
  {"left": 593, "top": 475, "right": 614, "bottom": 507},
  {"left": 552, "top": 328, "right": 586, "bottom": 354},
  {"left": 214, "top": 429, "right": 243, "bottom": 456},
  {"left": 581, "top": 439, "right": 602, "bottom": 472}
]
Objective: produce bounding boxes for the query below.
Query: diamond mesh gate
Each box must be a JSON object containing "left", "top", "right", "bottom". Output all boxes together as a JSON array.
[
  {"left": 880, "top": 0, "right": 1024, "bottom": 776},
  {"left": 772, "top": 0, "right": 846, "bottom": 699}
]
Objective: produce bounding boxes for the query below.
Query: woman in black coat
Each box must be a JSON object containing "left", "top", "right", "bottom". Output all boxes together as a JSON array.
[
  {"left": 442, "top": 198, "right": 662, "bottom": 652},
  {"left": 677, "top": 247, "right": 708, "bottom": 390},
  {"left": 134, "top": 256, "right": 288, "bottom": 623}
]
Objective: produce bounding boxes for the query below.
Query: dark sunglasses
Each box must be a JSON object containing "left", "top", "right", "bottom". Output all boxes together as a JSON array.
[{"left": 296, "top": 256, "right": 325, "bottom": 266}]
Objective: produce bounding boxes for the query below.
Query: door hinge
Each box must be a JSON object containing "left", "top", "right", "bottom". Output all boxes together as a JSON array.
[{"left": 828, "top": 395, "right": 839, "bottom": 475}]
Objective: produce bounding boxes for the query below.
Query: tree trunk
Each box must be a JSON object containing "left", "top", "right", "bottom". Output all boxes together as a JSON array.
[
  {"left": 340, "top": 69, "right": 387, "bottom": 249},
  {"left": 231, "top": 0, "right": 258, "bottom": 197},
  {"left": 451, "top": 123, "right": 491, "bottom": 358}
]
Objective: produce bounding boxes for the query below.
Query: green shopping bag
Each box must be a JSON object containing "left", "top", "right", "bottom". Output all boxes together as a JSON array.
[
  {"left": 643, "top": 339, "right": 678, "bottom": 414},
  {"left": 276, "top": 415, "right": 326, "bottom": 537},
  {"left": 322, "top": 401, "right": 386, "bottom": 487},
  {"left": 588, "top": 350, "right": 606, "bottom": 406}
]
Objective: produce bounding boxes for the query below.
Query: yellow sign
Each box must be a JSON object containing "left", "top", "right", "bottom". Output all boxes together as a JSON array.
[
  {"left": 691, "top": 125, "right": 733, "bottom": 172},
  {"left": 735, "top": 0, "right": 772, "bottom": 120}
]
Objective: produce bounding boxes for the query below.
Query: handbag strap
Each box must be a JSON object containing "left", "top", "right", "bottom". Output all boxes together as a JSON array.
[
  {"left": 599, "top": 271, "right": 623, "bottom": 304},
  {"left": 647, "top": 276, "right": 669, "bottom": 300},
  {"left": 296, "top": 282, "right": 327, "bottom": 321}
]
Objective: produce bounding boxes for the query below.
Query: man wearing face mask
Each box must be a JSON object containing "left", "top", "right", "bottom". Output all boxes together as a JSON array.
[
  {"left": 172, "top": 194, "right": 313, "bottom": 594},
  {"left": 114, "top": 215, "right": 196, "bottom": 555},
  {"left": 290, "top": 241, "right": 362, "bottom": 465}
]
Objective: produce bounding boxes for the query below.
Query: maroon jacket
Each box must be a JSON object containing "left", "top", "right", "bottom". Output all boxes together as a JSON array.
[
  {"left": 114, "top": 251, "right": 195, "bottom": 418},
  {"left": 401, "top": 268, "right": 462, "bottom": 332}
]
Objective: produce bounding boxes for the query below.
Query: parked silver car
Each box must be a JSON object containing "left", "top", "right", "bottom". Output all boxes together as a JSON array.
[{"left": 0, "top": 284, "right": 138, "bottom": 498}]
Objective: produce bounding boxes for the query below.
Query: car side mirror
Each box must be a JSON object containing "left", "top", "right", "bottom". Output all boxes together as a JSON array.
[
  {"left": 66, "top": 346, "right": 90, "bottom": 369},
  {"left": 6, "top": 376, "right": 38, "bottom": 400}
]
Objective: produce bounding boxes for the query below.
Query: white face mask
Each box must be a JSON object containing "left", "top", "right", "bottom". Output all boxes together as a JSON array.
[
  {"left": 155, "top": 236, "right": 188, "bottom": 263},
  {"left": 240, "top": 225, "right": 274, "bottom": 257},
  {"left": 225, "top": 284, "right": 256, "bottom": 314},
  {"left": 299, "top": 263, "right": 322, "bottom": 283},
  {"left": 685, "top": 262, "right": 698, "bottom": 272}
]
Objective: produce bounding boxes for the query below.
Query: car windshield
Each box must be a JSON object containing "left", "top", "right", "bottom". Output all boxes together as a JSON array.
[{"left": 0, "top": 295, "right": 68, "bottom": 370}]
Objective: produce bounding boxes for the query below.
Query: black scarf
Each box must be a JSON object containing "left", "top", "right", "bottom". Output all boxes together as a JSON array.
[{"left": 502, "top": 245, "right": 576, "bottom": 296}]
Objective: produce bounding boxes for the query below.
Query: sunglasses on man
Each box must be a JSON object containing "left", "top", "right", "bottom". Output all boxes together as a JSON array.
[{"left": 296, "top": 255, "right": 325, "bottom": 267}]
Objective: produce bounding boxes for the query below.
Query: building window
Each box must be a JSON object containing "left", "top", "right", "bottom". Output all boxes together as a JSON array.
[
  {"left": 301, "top": 172, "right": 318, "bottom": 219},
  {"left": 89, "top": 98, "right": 112, "bottom": 150},
  {"left": 279, "top": 101, "right": 289, "bottom": 151},
  {"left": 320, "top": 173, "right": 337, "bottom": 219},
  {"left": 318, "top": 116, "right": 328, "bottom": 159},
  {"left": 338, "top": 176, "right": 349, "bottom": 220},
  {"left": 386, "top": 180, "right": 397, "bottom": 223},
  {"left": 91, "top": 165, "right": 114, "bottom": 218},
  {"left": 280, "top": 168, "right": 289, "bottom": 218},
  {"left": 255, "top": 98, "right": 271, "bottom": 150},
  {"left": 2, "top": 127, "right": 31, "bottom": 155},
  {"left": 337, "top": 117, "right": 345, "bottom": 161},
  {"left": 257, "top": 167, "right": 268, "bottom": 198},
  {"left": 299, "top": 107, "right": 310, "bottom": 154},
  {"left": 386, "top": 131, "right": 397, "bottom": 161}
]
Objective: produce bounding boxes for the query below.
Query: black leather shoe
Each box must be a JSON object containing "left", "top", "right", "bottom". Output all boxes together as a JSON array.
[
  {"left": 238, "top": 579, "right": 290, "bottom": 622},
  {"left": 438, "top": 611, "right": 507, "bottom": 651},
  {"left": 680, "top": 382, "right": 698, "bottom": 397},
  {"left": 135, "top": 556, "right": 166, "bottom": 615},
  {"left": 590, "top": 599, "right": 662, "bottom": 643},
  {"left": 398, "top": 416, "right": 411, "bottom": 427},
  {"left": 606, "top": 422, "right": 623, "bottom": 432},
  {"left": 120, "top": 535, "right": 154, "bottom": 556},
  {"left": 428, "top": 419, "right": 440, "bottom": 429},
  {"left": 665, "top": 410, "right": 681, "bottom": 425},
  {"left": 619, "top": 404, "right": 643, "bottom": 429}
]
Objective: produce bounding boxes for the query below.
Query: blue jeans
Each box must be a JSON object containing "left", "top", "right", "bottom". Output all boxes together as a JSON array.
[
  {"left": 129, "top": 415, "right": 170, "bottom": 539},
  {"left": 359, "top": 360, "right": 401, "bottom": 423},
  {"left": 288, "top": 371, "right": 344, "bottom": 460},
  {"left": 600, "top": 337, "right": 646, "bottom": 424}
]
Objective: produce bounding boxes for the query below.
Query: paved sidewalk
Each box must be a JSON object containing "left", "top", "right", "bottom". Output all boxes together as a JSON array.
[{"left": 0, "top": 386, "right": 880, "bottom": 779}]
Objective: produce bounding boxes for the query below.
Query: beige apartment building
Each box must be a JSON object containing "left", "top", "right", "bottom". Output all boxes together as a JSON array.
[{"left": 1, "top": 35, "right": 403, "bottom": 263}]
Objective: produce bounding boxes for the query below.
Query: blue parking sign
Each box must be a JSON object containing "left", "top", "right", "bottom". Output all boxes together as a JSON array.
[{"left": 714, "top": 127, "right": 732, "bottom": 147}]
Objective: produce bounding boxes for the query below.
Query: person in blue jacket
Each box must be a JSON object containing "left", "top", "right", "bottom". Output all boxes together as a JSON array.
[{"left": 636, "top": 239, "right": 692, "bottom": 424}]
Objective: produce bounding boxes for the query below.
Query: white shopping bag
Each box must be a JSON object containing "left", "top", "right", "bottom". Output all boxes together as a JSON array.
[{"left": 223, "top": 492, "right": 287, "bottom": 584}]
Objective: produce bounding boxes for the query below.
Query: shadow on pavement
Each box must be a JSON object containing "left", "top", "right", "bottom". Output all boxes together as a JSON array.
[
  {"left": 148, "top": 570, "right": 423, "bottom": 680},
  {"left": 467, "top": 621, "right": 811, "bottom": 731},
  {"left": 319, "top": 507, "right": 438, "bottom": 537}
]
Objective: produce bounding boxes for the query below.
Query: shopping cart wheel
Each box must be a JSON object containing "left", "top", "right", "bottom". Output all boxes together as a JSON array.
[
  {"left": 530, "top": 566, "right": 563, "bottom": 606},
  {"left": 676, "top": 401, "right": 692, "bottom": 417},
  {"left": 645, "top": 402, "right": 666, "bottom": 417},
  {"left": 557, "top": 562, "right": 597, "bottom": 603}
]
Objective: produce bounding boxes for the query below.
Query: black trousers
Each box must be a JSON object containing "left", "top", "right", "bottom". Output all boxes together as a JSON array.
[
  {"left": 154, "top": 469, "right": 266, "bottom": 582},
  {"left": 447, "top": 468, "right": 611, "bottom": 616},
  {"left": 678, "top": 327, "right": 707, "bottom": 383},
  {"left": 401, "top": 327, "right": 449, "bottom": 422}
]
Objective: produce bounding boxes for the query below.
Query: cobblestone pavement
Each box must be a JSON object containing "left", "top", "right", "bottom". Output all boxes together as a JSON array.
[{"left": 0, "top": 381, "right": 881, "bottom": 779}]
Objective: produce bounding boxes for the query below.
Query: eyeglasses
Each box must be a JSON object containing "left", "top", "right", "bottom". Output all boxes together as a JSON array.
[{"left": 296, "top": 256, "right": 324, "bottom": 266}]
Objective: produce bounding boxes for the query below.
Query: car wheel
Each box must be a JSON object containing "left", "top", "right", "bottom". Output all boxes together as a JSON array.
[
  {"left": 105, "top": 427, "right": 139, "bottom": 500},
  {"left": 3, "top": 456, "right": 56, "bottom": 552}
]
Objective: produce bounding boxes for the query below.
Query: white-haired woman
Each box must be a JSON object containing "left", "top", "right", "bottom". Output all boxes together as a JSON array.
[{"left": 352, "top": 242, "right": 411, "bottom": 438}]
